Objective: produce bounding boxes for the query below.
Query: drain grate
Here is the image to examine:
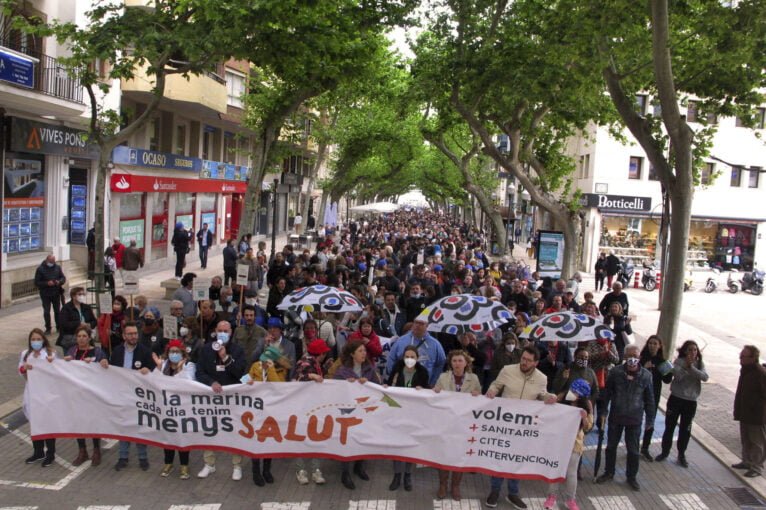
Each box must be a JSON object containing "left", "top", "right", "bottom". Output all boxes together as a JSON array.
[{"left": 723, "top": 487, "right": 766, "bottom": 507}]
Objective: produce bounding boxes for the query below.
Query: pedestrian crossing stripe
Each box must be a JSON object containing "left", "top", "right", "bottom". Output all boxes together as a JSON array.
[
  {"left": 348, "top": 501, "right": 396, "bottom": 510},
  {"left": 76, "top": 507, "right": 131, "bottom": 510},
  {"left": 261, "top": 503, "right": 310, "bottom": 510},
  {"left": 168, "top": 506, "right": 222, "bottom": 510},
  {"left": 433, "top": 499, "right": 481, "bottom": 510},
  {"left": 589, "top": 495, "right": 636, "bottom": 510},
  {"left": 660, "top": 493, "right": 709, "bottom": 510}
]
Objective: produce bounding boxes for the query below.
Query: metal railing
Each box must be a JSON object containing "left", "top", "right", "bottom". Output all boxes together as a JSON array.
[{"left": 0, "top": 40, "right": 84, "bottom": 104}]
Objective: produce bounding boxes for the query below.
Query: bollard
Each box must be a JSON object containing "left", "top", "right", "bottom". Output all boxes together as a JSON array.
[
  {"left": 656, "top": 270, "right": 662, "bottom": 291},
  {"left": 634, "top": 269, "right": 640, "bottom": 289}
]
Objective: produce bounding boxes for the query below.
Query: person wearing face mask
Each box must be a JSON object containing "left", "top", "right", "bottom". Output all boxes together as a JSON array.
[
  {"left": 400, "top": 283, "right": 426, "bottom": 323},
  {"left": 386, "top": 318, "right": 446, "bottom": 388},
  {"left": 242, "top": 345, "right": 290, "bottom": 486},
  {"left": 100, "top": 322, "right": 156, "bottom": 471},
  {"left": 57, "top": 286, "right": 97, "bottom": 351},
  {"left": 34, "top": 253, "right": 67, "bottom": 335},
  {"left": 596, "top": 344, "right": 655, "bottom": 492},
  {"left": 489, "top": 333, "right": 522, "bottom": 382},
  {"left": 552, "top": 347, "right": 599, "bottom": 404},
  {"left": 434, "top": 349, "right": 481, "bottom": 500},
  {"left": 385, "top": 345, "right": 430, "bottom": 492},
  {"left": 150, "top": 339, "right": 195, "bottom": 479},
  {"left": 19, "top": 328, "right": 57, "bottom": 466},
  {"left": 195, "top": 320, "right": 246, "bottom": 480},
  {"left": 64, "top": 324, "right": 107, "bottom": 466},
  {"left": 97, "top": 295, "right": 128, "bottom": 355},
  {"left": 138, "top": 307, "right": 165, "bottom": 355}
]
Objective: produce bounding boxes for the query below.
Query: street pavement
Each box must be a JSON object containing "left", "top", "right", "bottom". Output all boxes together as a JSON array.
[{"left": 0, "top": 243, "right": 765, "bottom": 509}]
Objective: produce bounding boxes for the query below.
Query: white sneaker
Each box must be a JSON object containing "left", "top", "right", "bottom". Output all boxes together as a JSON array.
[
  {"left": 312, "top": 469, "right": 326, "bottom": 484},
  {"left": 197, "top": 464, "right": 215, "bottom": 478},
  {"left": 232, "top": 466, "right": 243, "bottom": 481},
  {"left": 296, "top": 469, "right": 309, "bottom": 485}
]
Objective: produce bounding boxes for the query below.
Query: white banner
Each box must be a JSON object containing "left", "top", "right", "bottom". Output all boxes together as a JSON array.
[{"left": 27, "top": 362, "right": 580, "bottom": 482}]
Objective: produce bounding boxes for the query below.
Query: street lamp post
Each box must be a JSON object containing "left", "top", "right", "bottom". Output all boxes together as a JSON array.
[{"left": 270, "top": 178, "right": 279, "bottom": 261}]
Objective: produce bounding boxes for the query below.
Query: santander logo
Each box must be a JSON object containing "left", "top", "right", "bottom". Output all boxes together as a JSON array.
[{"left": 115, "top": 176, "right": 130, "bottom": 190}]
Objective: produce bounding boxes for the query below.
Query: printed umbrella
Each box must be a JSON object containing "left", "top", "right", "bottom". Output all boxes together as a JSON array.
[
  {"left": 519, "top": 311, "right": 615, "bottom": 343},
  {"left": 415, "top": 294, "right": 514, "bottom": 335},
  {"left": 277, "top": 285, "right": 363, "bottom": 313}
]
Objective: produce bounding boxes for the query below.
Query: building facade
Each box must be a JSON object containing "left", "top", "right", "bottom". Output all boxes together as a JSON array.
[{"left": 569, "top": 99, "right": 766, "bottom": 273}]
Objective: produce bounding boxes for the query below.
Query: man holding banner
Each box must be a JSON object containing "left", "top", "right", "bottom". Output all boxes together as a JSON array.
[
  {"left": 485, "top": 345, "right": 557, "bottom": 509},
  {"left": 99, "top": 322, "right": 156, "bottom": 472}
]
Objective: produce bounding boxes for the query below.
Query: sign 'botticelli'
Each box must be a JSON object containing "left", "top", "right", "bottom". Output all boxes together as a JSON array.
[{"left": 27, "top": 362, "right": 580, "bottom": 482}]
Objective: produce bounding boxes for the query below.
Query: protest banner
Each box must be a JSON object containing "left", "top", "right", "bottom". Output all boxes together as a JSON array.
[
  {"left": 236, "top": 264, "right": 249, "bottom": 286},
  {"left": 27, "top": 362, "right": 580, "bottom": 482}
]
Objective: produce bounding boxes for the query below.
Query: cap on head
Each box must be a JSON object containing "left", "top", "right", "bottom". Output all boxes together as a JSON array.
[{"left": 267, "top": 317, "right": 284, "bottom": 330}]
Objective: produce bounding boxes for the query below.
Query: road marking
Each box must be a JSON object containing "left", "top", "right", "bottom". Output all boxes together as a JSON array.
[
  {"left": 590, "top": 496, "right": 637, "bottom": 510},
  {"left": 0, "top": 423, "right": 91, "bottom": 491},
  {"left": 169, "top": 506, "right": 221, "bottom": 510},
  {"left": 76, "top": 507, "right": 131, "bottom": 510},
  {"left": 349, "top": 501, "right": 396, "bottom": 510},
  {"left": 660, "top": 493, "right": 709, "bottom": 510},
  {"left": 0, "top": 507, "right": 39, "bottom": 510},
  {"left": 261, "top": 503, "right": 310, "bottom": 510},
  {"left": 516, "top": 499, "right": 547, "bottom": 510},
  {"left": 433, "top": 500, "right": 482, "bottom": 510}
]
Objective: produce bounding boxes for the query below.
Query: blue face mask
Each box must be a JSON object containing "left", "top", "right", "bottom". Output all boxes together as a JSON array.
[
  {"left": 31, "top": 340, "right": 44, "bottom": 351},
  {"left": 217, "top": 332, "right": 230, "bottom": 344},
  {"left": 226, "top": 295, "right": 233, "bottom": 303},
  {"left": 168, "top": 352, "right": 183, "bottom": 364}
]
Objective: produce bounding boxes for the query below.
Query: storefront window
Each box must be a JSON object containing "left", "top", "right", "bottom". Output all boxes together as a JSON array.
[
  {"left": 198, "top": 193, "right": 216, "bottom": 236},
  {"left": 715, "top": 224, "right": 755, "bottom": 270},
  {"left": 175, "top": 193, "right": 195, "bottom": 246},
  {"left": 118, "top": 192, "right": 144, "bottom": 248},
  {"left": 2, "top": 154, "right": 45, "bottom": 254},
  {"left": 151, "top": 192, "right": 169, "bottom": 260}
]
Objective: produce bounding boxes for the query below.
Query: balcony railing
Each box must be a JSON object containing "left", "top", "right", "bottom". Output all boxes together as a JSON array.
[{"left": 0, "top": 40, "right": 84, "bottom": 104}]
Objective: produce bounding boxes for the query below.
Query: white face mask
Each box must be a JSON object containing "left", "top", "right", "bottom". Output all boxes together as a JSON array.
[
  {"left": 505, "top": 344, "right": 515, "bottom": 353},
  {"left": 76, "top": 294, "right": 87, "bottom": 304},
  {"left": 245, "top": 299, "right": 257, "bottom": 306},
  {"left": 403, "top": 358, "right": 417, "bottom": 368},
  {"left": 179, "top": 326, "right": 189, "bottom": 337}
]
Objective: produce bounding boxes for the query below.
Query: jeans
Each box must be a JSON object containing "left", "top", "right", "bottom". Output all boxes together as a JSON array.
[
  {"left": 490, "top": 476, "right": 520, "bottom": 495},
  {"left": 604, "top": 422, "right": 641, "bottom": 479},
  {"left": 199, "top": 246, "right": 209, "bottom": 268},
  {"left": 40, "top": 292, "right": 61, "bottom": 331},
  {"left": 661, "top": 394, "right": 697, "bottom": 456},
  {"left": 118, "top": 440, "right": 147, "bottom": 460}
]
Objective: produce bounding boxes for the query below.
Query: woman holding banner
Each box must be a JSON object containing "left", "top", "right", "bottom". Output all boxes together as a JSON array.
[
  {"left": 433, "top": 349, "right": 482, "bottom": 500},
  {"left": 386, "top": 345, "right": 430, "bottom": 492},
  {"left": 334, "top": 341, "right": 381, "bottom": 490},
  {"left": 19, "top": 328, "right": 57, "bottom": 467},
  {"left": 151, "top": 339, "right": 196, "bottom": 479},
  {"left": 64, "top": 325, "right": 106, "bottom": 466}
]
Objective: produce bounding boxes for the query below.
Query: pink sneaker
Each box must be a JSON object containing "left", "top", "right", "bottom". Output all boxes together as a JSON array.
[
  {"left": 565, "top": 499, "right": 580, "bottom": 510},
  {"left": 544, "top": 494, "right": 557, "bottom": 509}
]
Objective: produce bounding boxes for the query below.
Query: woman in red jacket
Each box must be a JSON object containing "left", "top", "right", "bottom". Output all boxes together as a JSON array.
[{"left": 347, "top": 317, "right": 382, "bottom": 363}]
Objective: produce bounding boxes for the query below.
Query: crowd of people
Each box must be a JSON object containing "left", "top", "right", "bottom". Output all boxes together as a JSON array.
[{"left": 25, "top": 209, "right": 757, "bottom": 510}]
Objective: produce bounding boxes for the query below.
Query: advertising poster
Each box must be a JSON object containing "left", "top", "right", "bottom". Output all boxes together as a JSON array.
[
  {"left": 200, "top": 212, "right": 216, "bottom": 234},
  {"left": 536, "top": 230, "right": 565, "bottom": 279},
  {"left": 175, "top": 214, "right": 193, "bottom": 231},
  {"left": 3, "top": 157, "right": 44, "bottom": 253},
  {"left": 119, "top": 219, "right": 145, "bottom": 248}
]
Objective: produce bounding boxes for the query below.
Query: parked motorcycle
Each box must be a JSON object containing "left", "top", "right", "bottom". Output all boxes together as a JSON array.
[
  {"left": 617, "top": 260, "right": 635, "bottom": 288},
  {"left": 728, "top": 268, "right": 765, "bottom": 295},
  {"left": 683, "top": 269, "right": 694, "bottom": 292},
  {"left": 705, "top": 267, "right": 721, "bottom": 293},
  {"left": 642, "top": 261, "right": 658, "bottom": 291}
]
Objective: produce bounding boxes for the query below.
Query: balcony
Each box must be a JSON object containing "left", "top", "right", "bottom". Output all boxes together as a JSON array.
[
  {"left": 122, "top": 64, "right": 228, "bottom": 117},
  {"left": 0, "top": 40, "right": 84, "bottom": 104}
]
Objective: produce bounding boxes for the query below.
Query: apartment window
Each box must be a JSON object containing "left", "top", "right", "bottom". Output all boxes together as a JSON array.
[
  {"left": 652, "top": 102, "right": 662, "bottom": 117},
  {"left": 635, "top": 95, "right": 648, "bottom": 115},
  {"left": 148, "top": 117, "right": 160, "bottom": 151},
  {"left": 701, "top": 162, "right": 714, "bottom": 185},
  {"left": 687, "top": 100, "right": 717, "bottom": 124},
  {"left": 223, "top": 132, "right": 236, "bottom": 163},
  {"left": 202, "top": 126, "right": 214, "bottom": 160},
  {"left": 628, "top": 156, "right": 643, "bottom": 180},
  {"left": 579, "top": 154, "right": 590, "bottom": 179},
  {"left": 736, "top": 108, "right": 765, "bottom": 129},
  {"left": 175, "top": 124, "right": 187, "bottom": 155},
  {"left": 749, "top": 167, "right": 761, "bottom": 189},
  {"left": 731, "top": 166, "right": 742, "bottom": 187},
  {"left": 225, "top": 70, "right": 246, "bottom": 108},
  {"left": 648, "top": 164, "right": 659, "bottom": 181}
]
